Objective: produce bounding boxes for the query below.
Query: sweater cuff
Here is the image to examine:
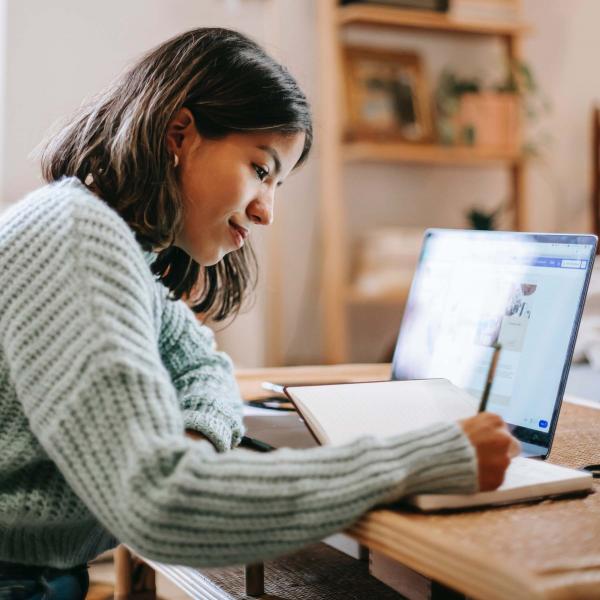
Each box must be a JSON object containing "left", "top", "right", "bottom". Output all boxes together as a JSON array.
[
  {"left": 182, "top": 407, "right": 245, "bottom": 452},
  {"left": 381, "top": 422, "right": 478, "bottom": 504}
]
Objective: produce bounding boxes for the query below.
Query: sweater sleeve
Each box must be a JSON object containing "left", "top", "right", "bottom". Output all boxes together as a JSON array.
[
  {"left": 157, "top": 296, "right": 245, "bottom": 452},
  {"left": 3, "top": 185, "right": 478, "bottom": 568}
]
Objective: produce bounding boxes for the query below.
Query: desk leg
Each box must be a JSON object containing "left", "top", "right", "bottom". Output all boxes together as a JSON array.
[
  {"left": 115, "top": 546, "right": 133, "bottom": 600},
  {"left": 245, "top": 562, "right": 265, "bottom": 597},
  {"left": 431, "top": 581, "right": 466, "bottom": 599}
]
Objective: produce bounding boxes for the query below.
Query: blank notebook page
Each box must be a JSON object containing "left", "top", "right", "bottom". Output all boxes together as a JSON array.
[
  {"left": 407, "top": 456, "right": 593, "bottom": 510},
  {"left": 286, "top": 379, "right": 479, "bottom": 445}
]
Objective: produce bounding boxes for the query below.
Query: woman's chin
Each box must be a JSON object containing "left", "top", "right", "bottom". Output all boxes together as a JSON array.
[{"left": 195, "top": 248, "right": 228, "bottom": 267}]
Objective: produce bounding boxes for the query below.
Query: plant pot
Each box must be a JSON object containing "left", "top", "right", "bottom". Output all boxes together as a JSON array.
[{"left": 453, "top": 92, "right": 520, "bottom": 151}]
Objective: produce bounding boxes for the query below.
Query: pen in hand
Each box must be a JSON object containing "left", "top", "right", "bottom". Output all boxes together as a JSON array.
[{"left": 478, "top": 342, "right": 502, "bottom": 413}]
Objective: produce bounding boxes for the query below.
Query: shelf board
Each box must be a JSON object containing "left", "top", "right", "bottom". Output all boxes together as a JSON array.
[
  {"left": 343, "top": 141, "right": 521, "bottom": 166},
  {"left": 346, "top": 286, "right": 410, "bottom": 306},
  {"left": 338, "top": 5, "right": 529, "bottom": 37}
]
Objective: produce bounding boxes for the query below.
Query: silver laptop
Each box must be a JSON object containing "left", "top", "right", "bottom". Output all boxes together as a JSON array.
[{"left": 391, "top": 229, "right": 597, "bottom": 458}]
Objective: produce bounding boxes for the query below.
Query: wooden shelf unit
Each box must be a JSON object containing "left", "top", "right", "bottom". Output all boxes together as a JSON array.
[
  {"left": 337, "top": 4, "right": 529, "bottom": 37},
  {"left": 318, "top": 1, "right": 528, "bottom": 363},
  {"left": 345, "top": 286, "right": 411, "bottom": 306},
  {"left": 343, "top": 141, "right": 521, "bottom": 166}
]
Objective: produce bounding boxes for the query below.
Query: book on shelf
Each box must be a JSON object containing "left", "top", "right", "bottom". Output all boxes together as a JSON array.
[
  {"left": 340, "top": 0, "right": 450, "bottom": 12},
  {"left": 449, "top": 0, "right": 521, "bottom": 23},
  {"left": 284, "top": 379, "right": 593, "bottom": 511}
]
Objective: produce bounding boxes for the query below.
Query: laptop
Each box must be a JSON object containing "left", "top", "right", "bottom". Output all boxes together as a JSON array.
[{"left": 391, "top": 229, "right": 598, "bottom": 459}]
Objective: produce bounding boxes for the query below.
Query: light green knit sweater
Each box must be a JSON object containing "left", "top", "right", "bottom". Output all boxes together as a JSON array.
[{"left": 0, "top": 177, "right": 477, "bottom": 569}]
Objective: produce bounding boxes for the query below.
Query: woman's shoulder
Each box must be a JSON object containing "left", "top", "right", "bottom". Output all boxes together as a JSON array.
[
  {"left": 0, "top": 177, "right": 140, "bottom": 257},
  {"left": 4, "top": 176, "right": 128, "bottom": 231},
  {"left": 0, "top": 178, "right": 160, "bottom": 318}
]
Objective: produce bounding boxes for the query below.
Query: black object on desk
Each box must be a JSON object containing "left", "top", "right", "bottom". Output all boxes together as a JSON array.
[
  {"left": 582, "top": 464, "right": 600, "bottom": 479},
  {"left": 240, "top": 435, "right": 276, "bottom": 453},
  {"left": 247, "top": 396, "right": 296, "bottom": 412}
]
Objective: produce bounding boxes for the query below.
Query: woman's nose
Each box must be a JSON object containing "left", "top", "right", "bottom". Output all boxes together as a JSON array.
[{"left": 246, "top": 193, "right": 274, "bottom": 226}]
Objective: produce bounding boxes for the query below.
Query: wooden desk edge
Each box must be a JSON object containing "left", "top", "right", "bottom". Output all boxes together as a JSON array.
[
  {"left": 347, "top": 511, "right": 541, "bottom": 600},
  {"left": 236, "top": 363, "right": 391, "bottom": 399}
]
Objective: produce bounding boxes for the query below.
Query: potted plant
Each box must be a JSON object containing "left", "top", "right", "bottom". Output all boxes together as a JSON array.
[{"left": 435, "top": 60, "right": 549, "bottom": 155}]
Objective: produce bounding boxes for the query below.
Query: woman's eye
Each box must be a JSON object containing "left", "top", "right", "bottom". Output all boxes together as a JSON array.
[{"left": 253, "top": 164, "right": 269, "bottom": 181}]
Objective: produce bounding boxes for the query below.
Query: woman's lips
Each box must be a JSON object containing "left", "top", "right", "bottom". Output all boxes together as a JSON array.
[{"left": 229, "top": 222, "right": 248, "bottom": 249}]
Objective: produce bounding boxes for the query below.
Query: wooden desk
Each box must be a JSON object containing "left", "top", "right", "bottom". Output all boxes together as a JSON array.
[{"left": 117, "top": 364, "right": 600, "bottom": 600}]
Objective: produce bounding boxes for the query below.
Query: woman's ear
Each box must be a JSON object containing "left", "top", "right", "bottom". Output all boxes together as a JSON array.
[{"left": 166, "top": 107, "right": 197, "bottom": 153}]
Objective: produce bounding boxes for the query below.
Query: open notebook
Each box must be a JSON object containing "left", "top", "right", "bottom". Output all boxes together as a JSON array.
[{"left": 284, "top": 379, "right": 593, "bottom": 511}]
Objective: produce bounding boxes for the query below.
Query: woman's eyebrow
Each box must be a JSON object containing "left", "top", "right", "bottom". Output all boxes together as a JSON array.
[{"left": 257, "top": 145, "right": 281, "bottom": 175}]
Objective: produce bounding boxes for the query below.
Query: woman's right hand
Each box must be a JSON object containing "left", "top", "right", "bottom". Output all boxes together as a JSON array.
[{"left": 459, "top": 412, "right": 521, "bottom": 491}]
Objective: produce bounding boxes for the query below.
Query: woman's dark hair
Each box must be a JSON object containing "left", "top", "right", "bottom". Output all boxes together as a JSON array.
[{"left": 39, "top": 28, "right": 313, "bottom": 320}]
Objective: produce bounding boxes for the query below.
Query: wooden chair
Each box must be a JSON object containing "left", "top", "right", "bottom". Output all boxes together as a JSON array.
[
  {"left": 113, "top": 545, "right": 265, "bottom": 598},
  {"left": 112, "top": 427, "right": 266, "bottom": 597},
  {"left": 113, "top": 546, "right": 156, "bottom": 600}
]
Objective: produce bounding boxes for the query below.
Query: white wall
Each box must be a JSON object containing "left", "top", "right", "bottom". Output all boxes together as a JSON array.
[
  {"left": 1, "top": 0, "right": 599, "bottom": 367},
  {"left": 0, "top": 0, "right": 7, "bottom": 199},
  {"left": 523, "top": 0, "right": 600, "bottom": 232}
]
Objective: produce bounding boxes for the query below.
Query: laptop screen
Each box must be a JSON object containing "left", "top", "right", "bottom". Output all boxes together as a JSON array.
[{"left": 391, "top": 229, "right": 597, "bottom": 456}]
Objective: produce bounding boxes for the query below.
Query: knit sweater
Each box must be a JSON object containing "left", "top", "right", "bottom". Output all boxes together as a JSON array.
[{"left": 0, "top": 177, "right": 477, "bottom": 569}]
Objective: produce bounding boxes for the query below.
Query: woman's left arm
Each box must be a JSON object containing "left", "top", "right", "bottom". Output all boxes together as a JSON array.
[{"left": 158, "top": 295, "right": 245, "bottom": 452}]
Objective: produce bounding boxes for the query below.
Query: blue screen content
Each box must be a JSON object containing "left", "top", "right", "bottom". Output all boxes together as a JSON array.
[{"left": 392, "top": 232, "right": 595, "bottom": 434}]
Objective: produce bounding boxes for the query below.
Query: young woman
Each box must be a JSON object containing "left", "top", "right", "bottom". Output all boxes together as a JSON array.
[{"left": 0, "top": 27, "right": 518, "bottom": 598}]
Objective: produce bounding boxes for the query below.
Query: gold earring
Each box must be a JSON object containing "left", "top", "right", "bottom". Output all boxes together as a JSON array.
[{"left": 173, "top": 154, "right": 179, "bottom": 168}]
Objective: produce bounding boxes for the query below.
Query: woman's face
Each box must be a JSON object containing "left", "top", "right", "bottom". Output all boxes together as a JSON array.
[{"left": 167, "top": 109, "right": 306, "bottom": 266}]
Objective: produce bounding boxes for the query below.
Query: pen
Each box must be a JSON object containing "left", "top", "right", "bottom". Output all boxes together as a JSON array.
[
  {"left": 478, "top": 343, "right": 502, "bottom": 413},
  {"left": 261, "top": 381, "right": 286, "bottom": 394}
]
